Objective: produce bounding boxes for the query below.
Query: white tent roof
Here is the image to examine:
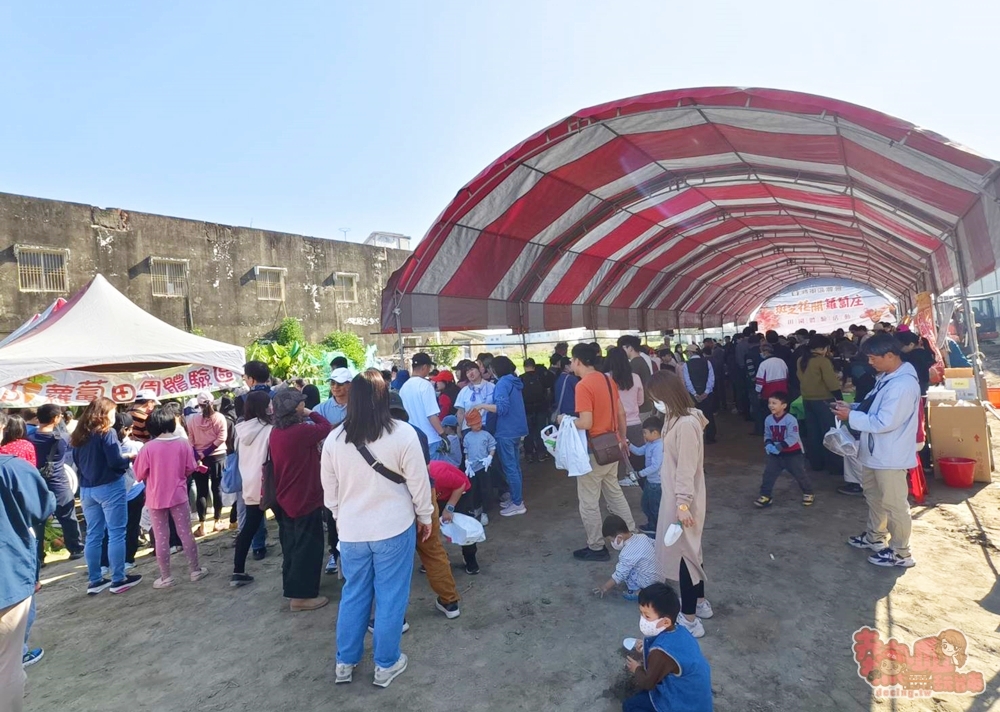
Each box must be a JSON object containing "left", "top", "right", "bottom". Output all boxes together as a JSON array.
[{"left": 0, "top": 274, "right": 245, "bottom": 387}]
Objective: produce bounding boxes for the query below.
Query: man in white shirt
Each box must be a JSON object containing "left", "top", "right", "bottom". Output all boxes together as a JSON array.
[{"left": 399, "top": 353, "right": 445, "bottom": 449}]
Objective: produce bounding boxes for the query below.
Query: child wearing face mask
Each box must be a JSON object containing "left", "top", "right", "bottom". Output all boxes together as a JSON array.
[
  {"left": 592, "top": 515, "right": 659, "bottom": 601},
  {"left": 623, "top": 582, "right": 713, "bottom": 712},
  {"left": 628, "top": 417, "right": 663, "bottom": 534}
]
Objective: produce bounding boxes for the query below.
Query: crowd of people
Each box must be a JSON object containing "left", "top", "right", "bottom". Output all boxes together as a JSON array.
[{"left": 0, "top": 320, "right": 933, "bottom": 709}]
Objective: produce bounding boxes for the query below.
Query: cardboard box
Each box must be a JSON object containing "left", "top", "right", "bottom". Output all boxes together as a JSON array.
[
  {"left": 943, "top": 368, "right": 987, "bottom": 401},
  {"left": 928, "top": 400, "right": 994, "bottom": 483}
]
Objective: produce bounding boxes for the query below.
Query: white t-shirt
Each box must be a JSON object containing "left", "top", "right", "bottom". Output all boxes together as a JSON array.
[
  {"left": 454, "top": 381, "right": 496, "bottom": 429},
  {"left": 399, "top": 377, "right": 442, "bottom": 446}
]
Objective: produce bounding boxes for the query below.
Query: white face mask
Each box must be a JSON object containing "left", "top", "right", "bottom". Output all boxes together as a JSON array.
[
  {"left": 639, "top": 616, "right": 664, "bottom": 638},
  {"left": 653, "top": 399, "right": 667, "bottom": 414},
  {"left": 610, "top": 537, "right": 625, "bottom": 551}
]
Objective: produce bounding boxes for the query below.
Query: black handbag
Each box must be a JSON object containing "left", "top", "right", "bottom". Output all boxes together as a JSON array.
[{"left": 259, "top": 447, "right": 278, "bottom": 510}]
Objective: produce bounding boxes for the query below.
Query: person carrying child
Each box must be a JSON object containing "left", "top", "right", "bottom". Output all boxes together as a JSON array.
[
  {"left": 593, "top": 515, "right": 660, "bottom": 601},
  {"left": 428, "top": 460, "right": 481, "bottom": 575},
  {"left": 754, "top": 391, "right": 814, "bottom": 508},
  {"left": 623, "top": 582, "right": 714, "bottom": 712},
  {"left": 432, "top": 415, "right": 463, "bottom": 468},
  {"left": 629, "top": 417, "right": 664, "bottom": 535},
  {"left": 461, "top": 408, "right": 495, "bottom": 524},
  {"left": 134, "top": 408, "right": 209, "bottom": 588}
]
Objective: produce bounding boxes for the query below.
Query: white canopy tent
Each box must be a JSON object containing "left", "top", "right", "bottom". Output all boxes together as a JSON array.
[{"left": 0, "top": 274, "right": 245, "bottom": 405}]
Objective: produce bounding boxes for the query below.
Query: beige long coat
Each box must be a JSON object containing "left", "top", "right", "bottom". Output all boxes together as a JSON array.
[{"left": 654, "top": 409, "right": 709, "bottom": 586}]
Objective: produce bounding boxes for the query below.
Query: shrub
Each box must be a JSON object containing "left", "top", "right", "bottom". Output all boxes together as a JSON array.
[
  {"left": 274, "top": 317, "right": 306, "bottom": 346},
  {"left": 321, "top": 331, "right": 366, "bottom": 369}
]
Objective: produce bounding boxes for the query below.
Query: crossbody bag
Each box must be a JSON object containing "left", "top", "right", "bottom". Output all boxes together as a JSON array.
[
  {"left": 355, "top": 444, "right": 406, "bottom": 484},
  {"left": 550, "top": 376, "right": 571, "bottom": 424},
  {"left": 590, "top": 375, "right": 625, "bottom": 466}
]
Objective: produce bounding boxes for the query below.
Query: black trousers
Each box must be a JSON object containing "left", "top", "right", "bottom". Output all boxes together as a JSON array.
[
  {"left": 522, "top": 410, "right": 548, "bottom": 458},
  {"left": 695, "top": 394, "right": 717, "bottom": 442},
  {"left": 233, "top": 504, "right": 267, "bottom": 574},
  {"left": 679, "top": 560, "right": 705, "bottom": 617},
  {"left": 323, "top": 507, "right": 339, "bottom": 557},
  {"left": 194, "top": 454, "right": 225, "bottom": 522},
  {"left": 276, "top": 507, "right": 324, "bottom": 599},
  {"left": 102, "top": 491, "right": 146, "bottom": 566}
]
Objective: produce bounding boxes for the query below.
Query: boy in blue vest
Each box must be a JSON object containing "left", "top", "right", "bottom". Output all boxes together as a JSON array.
[{"left": 623, "top": 582, "right": 713, "bottom": 712}]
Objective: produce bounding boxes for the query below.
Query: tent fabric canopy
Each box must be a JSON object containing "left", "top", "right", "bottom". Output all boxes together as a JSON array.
[
  {"left": 383, "top": 87, "right": 1000, "bottom": 334},
  {"left": 0, "top": 274, "right": 245, "bottom": 387}
]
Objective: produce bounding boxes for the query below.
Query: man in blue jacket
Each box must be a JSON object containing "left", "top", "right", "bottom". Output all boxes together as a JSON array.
[
  {"left": 834, "top": 334, "right": 921, "bottom": 569},
  {"left": 0, "top": 410, "right": 55, "bottom": 712}
]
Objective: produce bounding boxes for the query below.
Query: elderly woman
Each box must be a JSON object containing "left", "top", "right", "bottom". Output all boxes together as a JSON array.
[
  {"left": 321, "top": 371, "right": 433, "bottom": 689},
  {"left": 646, "top": 369, "right": 713, "bottom": 639}
]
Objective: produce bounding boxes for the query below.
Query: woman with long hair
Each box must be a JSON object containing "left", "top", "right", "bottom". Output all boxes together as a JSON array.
[
  {"left": 0, "top": 415, "right": 36, "bottom": 465},
  {"left": 187, "top": 392, "right": 228, "bottom": 535},
  {"left": 70, "top": 397, "right": 142, "bottom": 595},
  {"left": 268, "top": 389, "right": 333, "bottom": 610},
  {"left": 645, "top": 370, "right": 712, "bottom": 639},
  {"left": 321, "top": 370, "right": 433, "bottom": 688},
  {"left": 797, "top": 335, "right": 845, "bottom": 478},
  {"left": 230, "top": 391, "right": 273, "bottom": 586},
  {"left": 606, "top": 346, "right": 644, "bottom": 482}
]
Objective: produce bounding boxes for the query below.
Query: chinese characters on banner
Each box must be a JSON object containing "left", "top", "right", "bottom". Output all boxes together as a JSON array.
[
  {"left": 755, "top": 278, "right": 897, "bottom": 334},
  {"left": 0, "top": 365, "right": 239, "bottom": 407}
]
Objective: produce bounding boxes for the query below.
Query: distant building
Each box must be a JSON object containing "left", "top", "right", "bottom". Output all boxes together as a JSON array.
[{"left": 364, "top": 231, "right": 412, "bottom": 251}]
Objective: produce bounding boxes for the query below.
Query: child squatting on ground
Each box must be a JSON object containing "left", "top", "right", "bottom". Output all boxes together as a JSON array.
[
  {"left": 754, "top": 391, "right": 814, "bottom": 508},
  {"left": 622, "top": 582, "right": 713, "bottom": 712},
  {"left": 593, "top": 515, "right": 660, "bottom": 601},
  {"left": 628, "top": 416, "right": 664, "bottom": 534}
]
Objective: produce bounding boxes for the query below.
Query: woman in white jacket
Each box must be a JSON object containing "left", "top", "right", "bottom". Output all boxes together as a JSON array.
[{"left": 230, "top": 391, "right": 273, "bottom": 587}]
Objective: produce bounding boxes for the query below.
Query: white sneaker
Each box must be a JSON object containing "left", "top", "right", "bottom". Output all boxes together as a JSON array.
[
  {"left": 677, "top": 615, "right": 705, "bottom": 638},
  {"left": 325, "top": 554, "right": 338, "bottom": 575},
  {"left": 500, "top": 502, "right": 527, "bottom": 517},
  {"left": 695, "top": 600, "right": 714, "bottom": 619},
  {"left": 101, "top": 566, "right": 111, "bottom": 579},
  {"left": 479, "top": 513, "right": 489, "bottom": 526},
  {"left": 618, "top": 478, "right": 638, "bottom": 488},
  {"left": 373, "top": 653, "right": 408, "bottom": 688},
  {"left": 335, "top": 662, "right": 355, "bottom": 684},
  {"left": 499, "top": 494, "right": 513, "bottom": 508}
]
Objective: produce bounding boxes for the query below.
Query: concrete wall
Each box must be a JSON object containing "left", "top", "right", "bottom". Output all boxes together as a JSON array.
[{"left": 0, "top": 192, "right": 409, "bottom": 353}]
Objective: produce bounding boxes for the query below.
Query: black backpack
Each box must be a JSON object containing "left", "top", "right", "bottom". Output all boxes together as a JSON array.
[{"left": 520, "top": 371, "right": 547, "bottom": 410}]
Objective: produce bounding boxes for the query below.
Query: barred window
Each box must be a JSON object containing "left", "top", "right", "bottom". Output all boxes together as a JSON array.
[
  {"left": 150, "top": 259, "right": 188, "bottom": 297},
  {"left": 255, "top": 266, "right": 285, "bottom": 301},
  {"left": 334, "top": 272, "right": 358, "bottom": 303},
  {"left": 15, "top": 246, "right": 68, "bottom": 293}
]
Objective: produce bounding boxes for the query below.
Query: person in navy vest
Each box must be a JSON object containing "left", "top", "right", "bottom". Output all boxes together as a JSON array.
[
  {"left": 682, "top": 344, "right": 718, "bottom": 444},
  {"left": 623, "top": 582, "right": 713, "bottom": 712}
]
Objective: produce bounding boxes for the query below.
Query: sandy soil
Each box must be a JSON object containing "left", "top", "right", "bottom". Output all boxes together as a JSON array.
[{"left": 23, "top": 412, "right": 1000, "bottom": 712}]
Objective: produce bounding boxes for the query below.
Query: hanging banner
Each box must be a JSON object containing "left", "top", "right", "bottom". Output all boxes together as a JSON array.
[
  {"left": 755, "top": 278, "right": 896, "bottom": 334},
  {"left": 0, "top": 364, "right": 240, "bottom": 407}
]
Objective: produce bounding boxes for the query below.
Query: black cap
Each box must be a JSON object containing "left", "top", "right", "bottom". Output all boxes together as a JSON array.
[
  {"left": 388, "top": 391, "right": 406, "bottom": 413},
  {"left": 411, "top": 352, "right": 434, "bottom": 367}
]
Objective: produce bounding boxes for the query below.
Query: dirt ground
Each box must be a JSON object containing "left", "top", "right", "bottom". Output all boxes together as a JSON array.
[{"left": 23, "top": 410, "right": 1000, "bottom": 712}]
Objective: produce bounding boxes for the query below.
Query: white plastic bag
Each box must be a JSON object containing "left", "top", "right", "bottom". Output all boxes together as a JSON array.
[
  {"left": 823, "top": 421, "right": 859, "bottom": 458},
  {"left": 541, "top": 425, "right": 558, "bottom": 457},
  {"left": 554, "top": 415, "right": 592, "bottom": 478},
  {"left": 440, "top": 512, "right": 487, "bottom": 546}
]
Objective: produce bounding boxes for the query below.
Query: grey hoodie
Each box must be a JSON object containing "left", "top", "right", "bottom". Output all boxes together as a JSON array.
[
  {"left": 848, "top": 362, "right": 921, "bottom": 470},
  {"left": 235, "top": 419, "right": 273, "bottom": 506}
]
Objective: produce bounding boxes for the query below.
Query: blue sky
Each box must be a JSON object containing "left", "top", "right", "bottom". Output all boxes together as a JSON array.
[{"left": 1, "top": 1, "right": 996, "bottom": 244}]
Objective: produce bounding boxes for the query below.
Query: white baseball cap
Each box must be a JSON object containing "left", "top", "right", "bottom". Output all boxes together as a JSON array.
[
  {"left": 196, "top": 391, "right": 214, "bottom": 405},
  {"left": 135, "top": 389, "right": 160, "bottom": 404},
  {"left": 328, "top": 368, "right": 353, "bottom": 384}
]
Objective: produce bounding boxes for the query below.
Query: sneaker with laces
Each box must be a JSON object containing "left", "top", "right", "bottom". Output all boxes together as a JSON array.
[
  {"left": 373, "top": 653, "right": 408, "bottom": 688},
  {"left": 573, "top": 546, "right": 611, "bottom": 562},
  {"left": 837, "top": 483, "right": 864, "bottom": 496},
  {"left": 435, "top": 598, "right": 461, "bottom": 619},
  {"left": 229, "top": 573, "right": 254, "bottom": 588},
  {"left": 500, "top": 502, "right": 527, "bottom": 517},
  {"left": 325, "top": 554, "right": 338, "bottom": 575},
  {"left": 753, "top": 495, "right": 773, "bottom": 508},
  {"left": 110, "top": 574, "right": 143, "bottom": 594},
  {"left": 677, "top": 615, "right": 706, "bottom": 638},
  {"left": 696, "top": 600, "right": 714, "bottom": 619},
  {"left": 22, "top": 648, "right": 43, "bottom": 667},
  {"left": 479, "top": 512, "right": 489, "bottom": 526},
  {"left": 499, "top": 493, "right": 512, "bottom": 508},
  {"left": 802, "top": 494, "right": 815, "bottom": 507},
  {"left": 86, "top": 578, "right": 113, "bottom": 596},
  {"left": 336, "top": 662, "right": 356, "bottom": 684},
  {"left": 868, "top": 547, "right": 916, "bottom": 568},
  {"left": 847, "top": 532, "right": 884, "bottom": 551}
]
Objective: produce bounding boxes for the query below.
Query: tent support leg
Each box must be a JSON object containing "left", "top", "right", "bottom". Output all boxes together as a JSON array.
[
  {"left": 955, "top": 235, "right": 985, "bottom": 399},
  {"left": 394, "top": 303, "right": 405, "bottom": 366}
]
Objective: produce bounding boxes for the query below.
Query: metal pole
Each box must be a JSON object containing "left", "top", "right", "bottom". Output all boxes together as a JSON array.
[
  {"left": 521, "top": 331, "right": 528, "bottom": 360},
  {"left": 393, "top": 306, "right": 405, "bottom": 366},
  {"left": 955, "top": 235, "right": 985, "bottom": 399}
]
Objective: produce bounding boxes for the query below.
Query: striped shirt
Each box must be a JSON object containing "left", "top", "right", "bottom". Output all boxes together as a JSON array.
[{"left": 612, "top": 534, "right": 660, "bottom": 592}]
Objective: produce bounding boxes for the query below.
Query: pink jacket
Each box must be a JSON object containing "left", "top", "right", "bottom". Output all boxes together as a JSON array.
[
  {"left": 135, "top": 435, "right": 198, "bottom": 509},
  {"left": 188, "top": 412, "right": 227, "bottom": 459}
]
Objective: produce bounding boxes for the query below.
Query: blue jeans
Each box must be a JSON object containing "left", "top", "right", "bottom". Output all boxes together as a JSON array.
[
  {"left": 337, "top": 524, "right": 416, "bottom": 669},
  {"left": 640, "top": 482, "right": 662, "bottom": 530},
  {"left": 236, "top": 492, "right": 267, "bottom": 551},
  {"left": 496, "top": 437, "right": 524, "bottom": 506},
  {"left": 81, "top": 478, "right": 128, "bottom": 584}
]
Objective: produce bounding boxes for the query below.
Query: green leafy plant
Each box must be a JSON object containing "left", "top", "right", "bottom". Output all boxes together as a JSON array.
[
  {"left": 274, "top": 317, "right": 306, "bottom": 346},
  {"left": 321, "top": 331, "right": 366, "bottom": 369},
  {"left": 246, "top": 340, "right": 323, "bottom": 381},
  {"left": 424, "top": 344, "right": 460, "bottom": 369}
]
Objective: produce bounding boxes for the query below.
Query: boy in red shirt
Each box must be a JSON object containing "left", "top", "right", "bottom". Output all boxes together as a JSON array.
[{"left": 428, "top": 460, "right": 480, "bottom": 575}]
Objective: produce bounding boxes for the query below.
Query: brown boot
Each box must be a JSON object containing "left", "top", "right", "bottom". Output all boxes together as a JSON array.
[{"left": 290, "top": 596, "right": 329, "bottom": 612}]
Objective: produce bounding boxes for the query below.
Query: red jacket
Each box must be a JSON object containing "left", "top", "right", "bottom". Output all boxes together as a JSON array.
[
  {"left": 268, "top": 413, "right": 332, "bottom": 518},
  {"left": 428, "top": 460, "right": 471, "bottom": 502}
]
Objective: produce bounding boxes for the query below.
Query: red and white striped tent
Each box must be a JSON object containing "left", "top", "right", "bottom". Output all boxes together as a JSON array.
[{"left": 382, "top": 87, "right": 1000, "bottom": 334}]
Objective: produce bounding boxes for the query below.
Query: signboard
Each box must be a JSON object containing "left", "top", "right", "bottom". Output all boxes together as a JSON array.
[
  {"left": 0, "top": 365, "right": 240, "bottom": 407},
  {"left": 755, "top": 278, "right": 896, "bottom": 334}
]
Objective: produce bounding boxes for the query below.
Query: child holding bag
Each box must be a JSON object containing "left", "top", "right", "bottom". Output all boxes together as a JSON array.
[
  {"left": 428, "top": 460, "right": 481, "bottom": 575},
  {"left": 134, "top": 408, "right": 209, "bottom": 588}
]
